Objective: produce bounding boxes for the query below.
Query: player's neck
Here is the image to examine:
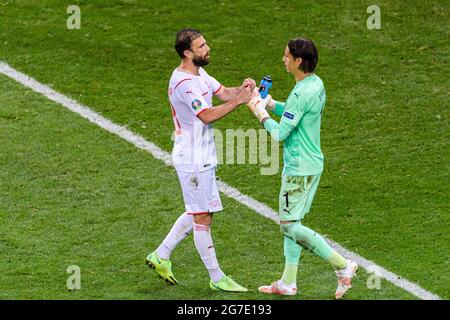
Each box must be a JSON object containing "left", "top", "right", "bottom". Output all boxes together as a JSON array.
[
  {"left": 178, "top": 60, "right": 200, "bottom": 76},
  {"left": 294, "top": 71, "right": 312, "bottom": 82}
]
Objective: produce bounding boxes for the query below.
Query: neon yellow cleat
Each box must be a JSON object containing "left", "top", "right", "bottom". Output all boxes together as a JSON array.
[
  {"left": 210, "top": 275, "right": 248, "bottom": 292},
  {"left": 145, "top": 251, "right": 178, "bottom": 285}
]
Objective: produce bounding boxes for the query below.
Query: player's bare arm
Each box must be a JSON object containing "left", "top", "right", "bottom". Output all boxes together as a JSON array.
[
  {"left": 197, "top": 86, "right": 252, "bottom": 125},
  {"left": 214, "top": 78, "right": 256, "bottom": 102}
]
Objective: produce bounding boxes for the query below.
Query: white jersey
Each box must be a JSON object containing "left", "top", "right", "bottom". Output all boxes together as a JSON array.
[{"left": 168, "top": 67, "right": 222, "bottom": 172}]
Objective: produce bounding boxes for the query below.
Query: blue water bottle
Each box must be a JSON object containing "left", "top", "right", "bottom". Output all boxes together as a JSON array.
[{"left": 259, "top": 75, "right": 272, "bottom": 98}]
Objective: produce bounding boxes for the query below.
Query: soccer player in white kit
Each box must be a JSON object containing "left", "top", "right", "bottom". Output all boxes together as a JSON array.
[{"left": 146, "top": 29, "right": 254, "bottom": 292}]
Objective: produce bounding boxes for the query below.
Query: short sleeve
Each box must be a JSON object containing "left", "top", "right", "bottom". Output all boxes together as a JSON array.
[
  {"left": 207, "top": 74, "right": 222, "bottom": 95},
  {"left": 176, "top": 79, "right": 210, "bottom": 116}
]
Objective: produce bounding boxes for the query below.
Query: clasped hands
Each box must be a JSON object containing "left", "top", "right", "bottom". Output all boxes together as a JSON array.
[{"left": 238, "top": 78, "right": 274, "bottom": 123}]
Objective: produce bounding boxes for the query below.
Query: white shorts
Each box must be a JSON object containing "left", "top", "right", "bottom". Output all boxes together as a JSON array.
[{"left": 176, "top": 167, "right": 223, "bottom": 215}]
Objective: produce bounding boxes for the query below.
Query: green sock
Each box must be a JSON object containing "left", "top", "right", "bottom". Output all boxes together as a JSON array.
[
  {"left": 281, "top": 236, "right": 301, "bottom": 285},
  {"left": 282, "top": 222, "right": 346, "bottom": 270},
  {"left": 327, "top": 251, "right": 347, "bottom": 270}
]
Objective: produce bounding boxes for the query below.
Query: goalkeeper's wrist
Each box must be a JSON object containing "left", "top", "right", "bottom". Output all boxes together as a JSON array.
[
  {"left": 254, "top": 107, "right": 270, "bottom": 123},
  {"left": 269, "top": 99, "right": 284, "bottom": 111},
  {"left": 266, "top": 98, "right": 276, "bottom": 111},
  {"left": 261, "top": 117, "right": 270, "bottom": 125}
]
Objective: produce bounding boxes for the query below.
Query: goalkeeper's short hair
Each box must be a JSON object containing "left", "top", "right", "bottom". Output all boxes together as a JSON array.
[{"left": 288, "top": 37, "right": 318, "bottom": 73}]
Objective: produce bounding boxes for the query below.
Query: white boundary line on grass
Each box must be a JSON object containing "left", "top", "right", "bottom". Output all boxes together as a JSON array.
[{"left": 0, "top": 61, "right": 441, "bottom": 300}]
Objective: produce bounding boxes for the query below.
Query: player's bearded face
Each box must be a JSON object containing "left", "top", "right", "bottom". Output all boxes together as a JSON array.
[
  {"left": 190, "top": 36, "right": 210, "bottom": 67},
  {"left": 192, "top": 51, "right": 209, "bottom": 66}
]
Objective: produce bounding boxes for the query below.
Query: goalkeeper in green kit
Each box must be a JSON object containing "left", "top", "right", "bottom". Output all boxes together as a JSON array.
[{"left": 246, "top": 38, "right": 358, "bottom": 299}]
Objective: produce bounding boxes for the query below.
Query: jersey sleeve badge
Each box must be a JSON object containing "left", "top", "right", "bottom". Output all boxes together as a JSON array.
[
  {"left": 191, "top": 99, "right": 203, "bottom": 110},
  {"left": 283, "top": 111, "right": 295, "bottom": 120}
]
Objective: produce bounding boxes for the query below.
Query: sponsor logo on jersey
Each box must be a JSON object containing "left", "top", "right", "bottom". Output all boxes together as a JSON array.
[
  {"left": 192, "top": 99, "right": 202, "bottom": 110},
  {"left": 283, "top": 111, "right": 295, "bottom": 120}
]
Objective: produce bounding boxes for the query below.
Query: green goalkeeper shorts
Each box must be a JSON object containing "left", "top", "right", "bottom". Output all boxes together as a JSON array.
[{"left": 279, "top": 174, "right": 321, "bottom": 222}]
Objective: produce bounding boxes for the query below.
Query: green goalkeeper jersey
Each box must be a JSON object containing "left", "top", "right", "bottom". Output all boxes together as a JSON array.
[{"left": 263, "top": 73, "right": 326, "bottom": 176}]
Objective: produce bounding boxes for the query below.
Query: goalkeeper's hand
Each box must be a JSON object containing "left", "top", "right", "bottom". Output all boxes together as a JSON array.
[
  {"left": 265, "top": 97, "right": 276, "bottom": 111},
  {"left": 246, "top": 88, "right": 271, "bottom": 123}
]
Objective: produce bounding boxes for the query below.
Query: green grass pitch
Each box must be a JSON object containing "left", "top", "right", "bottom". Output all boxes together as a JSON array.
[{"left": 0, "top": 0, "right": 448, "bottom": 299}]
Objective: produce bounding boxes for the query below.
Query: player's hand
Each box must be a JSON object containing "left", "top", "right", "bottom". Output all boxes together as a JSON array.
[
  {"left": 241, "top": 78, "right": 256, "bottom": 91},
  {"left": 247, "top": 88, "right": 271, "bottom": 110},
  {"left": 265, "top": 97, "right": 276, "bottom": 111},
  {"left": 236, "top": 86, "right": 252, "bottom": 105},
  {"left": 246, "top": 88, "right": 271, "bottom": 122}
]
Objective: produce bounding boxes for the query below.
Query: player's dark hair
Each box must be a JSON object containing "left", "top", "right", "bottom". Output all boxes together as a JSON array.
[
  {"left": 288, "top": 38, "right": 318, "bottom": 73},
  {"left": 175, "top": 28, "right": 203, "bottom": 59}
]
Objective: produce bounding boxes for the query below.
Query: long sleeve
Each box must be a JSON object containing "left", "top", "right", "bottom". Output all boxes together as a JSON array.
[
  {"left": 263, "top": 95, "right": 305, "bottom": 142},
  {"left": 271, "top": 100, "right": 285, "bottom": 117}
]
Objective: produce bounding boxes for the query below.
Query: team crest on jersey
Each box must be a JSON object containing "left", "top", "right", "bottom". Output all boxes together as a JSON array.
[{"left": 192, "top": 99, "right": 202, "bottom": 110}]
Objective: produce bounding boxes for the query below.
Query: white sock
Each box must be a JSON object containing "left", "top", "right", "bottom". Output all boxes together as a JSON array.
[
  {"left": 156, "top": 212, "right": 193, "bottom": 260},
  {"left": 193, "top": 223, "right": 224, "bottom": 283},
  {"left": 279, "top": 279, "right": 297, "bottom": 289}
]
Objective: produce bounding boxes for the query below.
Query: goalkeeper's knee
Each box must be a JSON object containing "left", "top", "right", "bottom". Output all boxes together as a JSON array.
[
  {"left": 281, "top": 221, "right": 316, "bottom": 253},
  {"left": 280, "top": 222, "right": 298, "bottom": 239},
  {"left": 280, "top": 221, "right": 332, "bottom": 259}
]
